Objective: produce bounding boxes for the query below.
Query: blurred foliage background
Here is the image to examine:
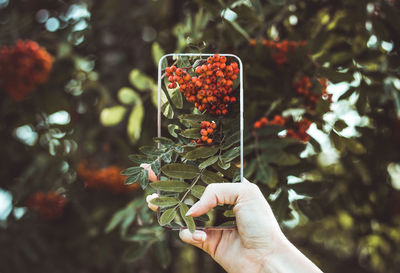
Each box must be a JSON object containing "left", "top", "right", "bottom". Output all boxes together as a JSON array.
[{"left": 1, "top": 0, "right": 400, "bottom": 272}]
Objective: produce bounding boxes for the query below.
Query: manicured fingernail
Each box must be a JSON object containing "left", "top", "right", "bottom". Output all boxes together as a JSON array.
[
  {"left": 192, "top": 231, "right": 206, "bottom": 242},
  {"left": 186, "top": 201, "right": 200, "bottom": 216}
]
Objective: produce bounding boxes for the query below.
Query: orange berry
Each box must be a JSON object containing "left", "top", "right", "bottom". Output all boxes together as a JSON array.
[
  {"left": 207, "top": 128, "right": 213, "bottom": 134},
  {"left": 201, "top": 135, "right": 208, "bottom": 142},
  {"left": 211, "top": 122, "right": 216, "bottom": 129},
  {"left": 200, "top": 129, "right": 208, "bottom": 136},
  {"left": 249, "top": 39, "right": 256, "bottom": 46},
  {"left": 207, "top": 138, "right": 212, "bottom": 144},
  {"left": 230, "top": 97, "right": 236, "bottom": 103}
]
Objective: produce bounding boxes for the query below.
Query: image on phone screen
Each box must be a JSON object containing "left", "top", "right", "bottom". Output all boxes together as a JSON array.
[{"left": 155, "top": 53, "right": 243, "bottom": 231}]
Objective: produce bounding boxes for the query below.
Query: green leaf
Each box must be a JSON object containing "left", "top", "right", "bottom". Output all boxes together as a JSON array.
[
  {"left": 161, "top": 101, "right": 174, "bottom": 119},
  {"left": 180, "top": 128, "right": 200, "bottom": 138},
  {"left": 129, "top": 69, "right": 157, "bottom": 92},
  {"left": 160, "top": 150, "right": 173, "bottom": 163},
  {"left": 218, "top": 158, "right": 231, "bottom": 170},
  {"left": 154, "top": 240, "right": 171, "bottom": 269},
  {"left": 151, "top": 160, "right": 161, "bottom": 175},
  {"left": 220, "top": 146, "right": 240, "bottom": 163},
  {"left": 256, "top": 158, "right": 278, "bottom": 188},
  {"left": 161, "top": 163, "right": 199, "bottom": 179},
  {"left": 255, "top": 126, "right": 284, "bottom": 137},
  {"left": 222, "top": 131, "right": 240, "bottom": 150},
  {"left": 104, "top": 210, "right": 126, "bottom": 234},
  {"left": 223, "top": 210, "right": 235, "bottom": 217},
  {"left": 121, "top": 166, "right": 143, "bottom": 176},
  {"left": 150, "top": 180, "right": 190, "bottom": 192},
  {"left": 180, "top": 203, "right": 196, "bottom": 233},
  {"left": 150, "top": 197, "right": 179, "bottom": 207},
  {"left": 169, "top": 88, "right": 183, "bottom": 109},
  {"left": 201, "top": 170, "right": 227, "bottom": 184},
  {"left": 127, "top": 103, "right": 144, "bottom": 143},
  {"left": 152, "top": 42, "right": 165, "bottom": 67},
  {"left": 277, "top": 153, "right": 300, "bottom": 166},
  {"left": 199, "top": 155, "right": 219, "bottom": 169},
  {"left": 100, "top": 106, "right": 127, "bottom": 127},
  {"left": 288, "top": 181, "right": 325, "bottom": 196},
  {"left": 118, "top": 87, "right": 140, "bottom": 105},
  {"left": 160, "top": 208, "right": 177, "bottom": 225},
  {"left": 123, "top": 242, "right": 152, "bottom": 262},
  {"left": 154, "top": 137, "right": 174, "bottom": 146},
  {"left": 168, "top": 124, "right": 180, "bottom": 138},
  {"left": 128, "top": 154, "right": 152, "bottom": 164},
  {"left": 185, "top": 146, "right": 219, "bottom": 160},
  {"left": 191, "top": 185, "right": 205, "bottom": 199},
  {"left": 334, "top": 120, "right": 348, "bottom": 131},
  {"left": 178, "top": 114, "right": 205, "bottom": 122}
]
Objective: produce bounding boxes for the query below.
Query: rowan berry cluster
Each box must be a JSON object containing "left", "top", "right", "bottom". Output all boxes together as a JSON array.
[
  {"left": 286, "top": 118, "right": 312, "bottom": 142},
  {"left": 253, "top": 115, "right": 286, "bottom": 129},
  {"left": 250, "top": 39, "right": 306, "bottom": 65},
  {"left": 26, "top": 191, "right": 67, "bottom": 220},
  {"left": 0, "top": 40, "right": 53, "bottom": 101},
  {"left": 253, "top": 115, "right": 312, "bottom": 143},
  {"left": 191, "top": 121, "right": 217, "bottom": 145},
  {"left": 77, "top": 162, "right": 140, "bottom": 193},
  {"left": 293, "top": 77, "right": 332, "bottom": 109},
  {"left": 165, "top": 54, "right": 239, "bottom": 116}
]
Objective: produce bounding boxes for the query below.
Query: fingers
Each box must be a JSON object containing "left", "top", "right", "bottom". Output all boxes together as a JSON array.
[
  {"left": 179, "top": 229, "right": 207, "bottom": 247},
  {"left": 186, "top": 182, "right": 257, "bottom": 217},
  {"left": 146, "top": 193, "right": 159, "bottom": 212},
  {"left": 140, "top": 163, "right": 158, "bottom": 182}
]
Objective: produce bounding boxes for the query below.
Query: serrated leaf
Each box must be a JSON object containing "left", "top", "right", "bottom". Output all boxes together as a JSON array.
[
  {"left": 150, "top": 197, "right": 179, "bottom": 207},
  {"left": 191, "top": 185, "right": 205, "bottom": 199},
  {"left": 180, "top": 128, "right": 200, "bottom": 138},
  {"left": 161, "top": 163, "right": 198, "bottom": 179},
  {"left": 150, "top": 180, "right": 190, "bottom": 192},
  {"left": 180, "top": 203, "right": 196, "bottom": 233},
  {"left": 185, "top": 146, "right": 219, "bottom": 160},
  {"left": 220, "top": 146, "right": 240, "bottom": 163},
  {"left": 160, "top": 208, "right": 177, "bottom": 225},
  {"left": 199, "top": 155, "right": 219, "bottom": 169},
  {"left": 201, "top": 170, "right": 227, "bottom": 184}
]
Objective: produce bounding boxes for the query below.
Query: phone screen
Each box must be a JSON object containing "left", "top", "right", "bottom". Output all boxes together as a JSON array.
[{"left": 155, "top": 53, "right": 243, "bottom": 230}]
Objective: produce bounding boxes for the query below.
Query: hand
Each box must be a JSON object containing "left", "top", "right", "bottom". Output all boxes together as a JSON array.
[{"left": 146, "top": 179, "right": 323, "bottom": 273}]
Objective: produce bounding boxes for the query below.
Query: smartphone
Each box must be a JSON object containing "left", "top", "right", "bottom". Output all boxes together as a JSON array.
[{"left": 155, "top": 53, "right": 243, "bottom": 231}]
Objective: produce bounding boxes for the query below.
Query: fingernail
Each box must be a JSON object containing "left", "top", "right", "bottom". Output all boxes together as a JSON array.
[
  {"left": 186, "top": 201, "right": 200, "bottom": 216},
  {"left": 192, "top": 231, "right": 206, "bottom": 242}
]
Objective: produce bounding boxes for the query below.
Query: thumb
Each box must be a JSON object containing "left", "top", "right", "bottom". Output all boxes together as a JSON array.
[
  {"left": 179, "top": 229, "right": 207, "bottom": 246},
  {"left": 186, "top": 182, "right": 258, "bottom": 217}
]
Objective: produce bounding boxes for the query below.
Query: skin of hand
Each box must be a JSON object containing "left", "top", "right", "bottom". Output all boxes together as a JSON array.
[{"left": 146, "top": 178, "right": 323, "bottom": 273}]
